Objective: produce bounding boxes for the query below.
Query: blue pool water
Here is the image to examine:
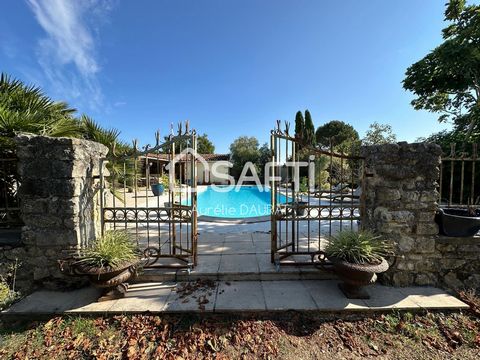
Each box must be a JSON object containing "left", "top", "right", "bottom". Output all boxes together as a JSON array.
[{"left": 185, "top": 185, "right": 288, "bottom": 218}]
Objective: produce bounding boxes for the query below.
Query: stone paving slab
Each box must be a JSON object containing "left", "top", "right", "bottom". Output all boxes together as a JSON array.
[
  {"left": 215, "top": 281, "right": 266, "bottom": 311},
  {"left": 219, "top": 254, "right": 259, "bottom": 274},
  {"left": 2, "top": 280, "right": 469, "bottom": 316},
  {"left": 262, "top": 280, "right": 317, "bottom": 310}
]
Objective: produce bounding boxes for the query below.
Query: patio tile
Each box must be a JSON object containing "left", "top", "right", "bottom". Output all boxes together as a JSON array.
[
  {"left": 222, "top": 241, "right": 256, "bottom": 254},
  {"left": 256, "top": 253, "right": 276, "bottom": 272},
  {"left": 5, "top": 287, "right": 102, "bottom": 314},
  {"left": 253, "top": 240, "right": 271, "bottom": 254},
  {"left": 251, "top": 232, "right": 271, "bottom": 242},
  {"left": 164, "top": 282, "right": 218, "bottom": 312},
  {"left": 197, "top": 241, "right": 226, "bottom": 255},
  {"left": 215, "top": 281, "right": 266, "bottom": 311},
  {"left": 256, "top": 253, "right": 300, "bottom": 274},
  {"left": 108, "top": 282, "right": 174, "bottom": 312},
  {"left": 302, "top": 280, "right": 368, "bottom": 310},
  {"left": 68, "top": 299, "right": 118, "bottom": 313},
  {"left": 398, "top": 287, "right": 469, "bottom": 309},
  {"left": 192, "top": 255, "right": 221, "bottom": 274},
  {"left": 262, "top": 280, "right": 317, "bottom": 310},
  {"left": 362, "top": 285, "right": 421, "bottom": 309},
  {"left": 198, "top": 232, "right": 225, "bottom": 243},
  {"left": 219, "top": 254, "right": 259, "bottom": 273},
  {"left": 224, "top": 233, "right": 253, "bottom": 243}
]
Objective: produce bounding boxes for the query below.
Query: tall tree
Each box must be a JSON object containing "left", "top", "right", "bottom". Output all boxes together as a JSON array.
[
  {"left": 257, "top": 142, "right": 271, "bottom": 182},
  {"left": 229, "top": 136, "right": 260, "bottom": 178},
  {"left": 315, "top": 120, "right": 359, "bottom": 151},
  {"left": 197, "top": 133, "right": 215, "bottom": 154},
  {"left": 403, "top": 0, "right": 480, "bottom": 143},
  {"left": 362, "top": 122, "right": 397, "bottom": 146},
  {"left": 294, "top": 111, "right": 305, "bottom": 140},
  {"left": 304, "top": 110, "right": 316, "bottom": 146}
]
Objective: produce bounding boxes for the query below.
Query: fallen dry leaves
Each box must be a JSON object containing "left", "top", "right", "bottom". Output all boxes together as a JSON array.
[{"left": 0, "top": 301, "right": 479, "bottom": 360}]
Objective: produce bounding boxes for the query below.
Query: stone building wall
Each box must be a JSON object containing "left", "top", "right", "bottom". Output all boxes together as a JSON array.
[
  {"left": 362, "top": 142, "right": 480, "bottom": 290},
  {"left": 1, "top": 134, "right": 108, "bottom": 292}
]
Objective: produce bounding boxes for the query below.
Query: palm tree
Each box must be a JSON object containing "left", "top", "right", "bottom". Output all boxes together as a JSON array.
[{"left": 0, "top": 73, "right": 80, "bottom": 150}]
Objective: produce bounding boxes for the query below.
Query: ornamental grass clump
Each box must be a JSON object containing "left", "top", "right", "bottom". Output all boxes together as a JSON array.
[
  {"left": 76, "top": 230, "right": 139, "bottom": 269},
  {"left": 0, "top": 280, "right": 19, "bottom": 311},
  {"left": 325, "top": 230, "right": 392, "bottom": 264}
]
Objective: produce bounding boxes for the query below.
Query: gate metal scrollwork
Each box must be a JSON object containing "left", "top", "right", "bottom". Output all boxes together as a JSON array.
[
  {"left": 100, "top": 123, "right": 198, "bottom": 269},
  {"left": 270, "top": 121, "right": 365, "bottom": 266}
]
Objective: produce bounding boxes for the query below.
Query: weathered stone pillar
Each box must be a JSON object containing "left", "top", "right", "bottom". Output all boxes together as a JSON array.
[
  {"left": 361, "top": 142, "right": 442, "bottom": 286},
  {"left": 14, "top": 134, "right": 108, "bottom": 290}
]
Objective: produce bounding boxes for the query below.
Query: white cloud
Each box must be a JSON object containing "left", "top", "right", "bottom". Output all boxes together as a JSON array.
[{"left": 27, "top": 0, "right": 113, "bottom": 109}]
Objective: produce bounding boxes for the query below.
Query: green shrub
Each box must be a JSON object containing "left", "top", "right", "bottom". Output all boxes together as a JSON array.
[
  {"left": 158, "top": 174, "right": 170, "bottom": 187},
  {"left": 299, "top": 177, "right": 309, "bottom": 193},
  {"left": 0, "top": 280, "right": 19, "bottom": 311},
  {"left": 76, "top": 230, "right": 139, "bottom": 269},
  {"left": 325, "top": 230, "right": 393, "bottom": 264}
]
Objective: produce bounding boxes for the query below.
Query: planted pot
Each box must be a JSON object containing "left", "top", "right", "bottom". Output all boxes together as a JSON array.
[
  {"left": 151, "top": 184, "right": 165, "bottom": 196},
  {"left": 329, "top": 256, "right": 389, "bottom": 299},
  {"left": 435, "top": 208, "right": 480, "bottom": 237},
  {"left": 59, "top": 260, "right": 138, "bottom": 302}
]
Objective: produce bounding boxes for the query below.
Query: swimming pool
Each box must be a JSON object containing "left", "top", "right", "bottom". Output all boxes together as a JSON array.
[{"left": 185, "top": 185, "right": 288, "bottom": 219}]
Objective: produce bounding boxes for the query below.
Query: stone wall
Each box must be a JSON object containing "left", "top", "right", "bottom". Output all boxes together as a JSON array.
[
  {"left": 3, "top": 134, "right": 108, "bottom": 292},
  {"left": 362, "top": 142, "right": 480, "bottom": 290}
]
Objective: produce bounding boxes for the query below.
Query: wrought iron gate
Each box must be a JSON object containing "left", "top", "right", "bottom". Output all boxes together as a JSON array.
[
  {"left": 0, "top": 154, "right": 21, "bottom": 228},
  {"left": 439, "top": 143, "right": 480, "bottom": 207},
  {"left": 100, "top": 124, "right": 198, "bottom": 269},
  {"left": 270, "top": 121, "right": 365, "bottom": 265}
]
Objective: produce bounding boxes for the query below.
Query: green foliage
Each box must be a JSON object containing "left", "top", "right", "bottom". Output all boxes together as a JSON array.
[
  {"left": 229, "top": 136, "right": 260, "bottom": 178},
  {"left": 0, "top": 281, "right": 19, "bottom": 311},
  {"left": 197, "top": 133, "right": 215, "bottom": 154},
  {"left": 315, "top": 120, "right": 359, "bottom": 151},
  {"left": 325, "top": 230, "right": 393, "bottom": 264},
  {"left": 70, "top": 318, "right": 97, "bottom": 338},
  {"left": 294, "top": 111, "right": 305, "bottom": 139},
  {"left": 0, "top": 260, "right": 20, "bottom": 311},
  {"left": 314, "top": 155, "right": 331, "bottom": 189},
  {"left": 304, "top": 110, "right": 316, "bottom": 146},
  {"left": 157, "top": 174, "right": 170, "bottom": 187},
  {"left": 445, "top": 0, "right": 466, "bottom": 21},
  {"left": 0, "top": 73, "right": 79, "bottom": 149},
  {"left": 420, "top": 129, "right": 470, "bottom": 153},
  {"left": 257, "top": 142, "right": 271, "bottom": 182},
  {"left": 403, "top": 1, "right": 480, "bottom": 142},
  {"left": 0, "top": 73, "right": 132, "bottom": 155},
  {"left": 299, "top": 176, "right": 309, "bottom": 193},
  {"left": 80, "top": 115, "right": 127, "bottom": 152},
  {"left": 165, "top": 133, "right": 214, "bottom": 154},
  {"left": 76, "top": 230, "right": 139, "bottom": 269},
  {"left": 362, "top": 122, "right": 397, "bottom": 145},
  {"left": 294, "top": 110, "right": 315, "bottom": 146}
]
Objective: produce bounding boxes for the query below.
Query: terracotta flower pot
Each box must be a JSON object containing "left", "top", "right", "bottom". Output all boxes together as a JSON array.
[{"left": 329, "top": 257, "right": 389, "bottom": 299}]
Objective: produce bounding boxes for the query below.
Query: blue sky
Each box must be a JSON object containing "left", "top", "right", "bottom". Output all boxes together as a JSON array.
[{"left": 1, "top": 0, "right": 456, "bottom": 153}]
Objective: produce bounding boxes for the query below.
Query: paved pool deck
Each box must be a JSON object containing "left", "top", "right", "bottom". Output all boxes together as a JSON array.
[{"left": 2, "top": 280, "right": 469, "bottom": 315}]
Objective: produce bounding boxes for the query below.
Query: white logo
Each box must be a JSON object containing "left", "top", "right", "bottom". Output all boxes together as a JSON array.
[{"left": 166, "top": 148, "right": 316, "bottom": 193}]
